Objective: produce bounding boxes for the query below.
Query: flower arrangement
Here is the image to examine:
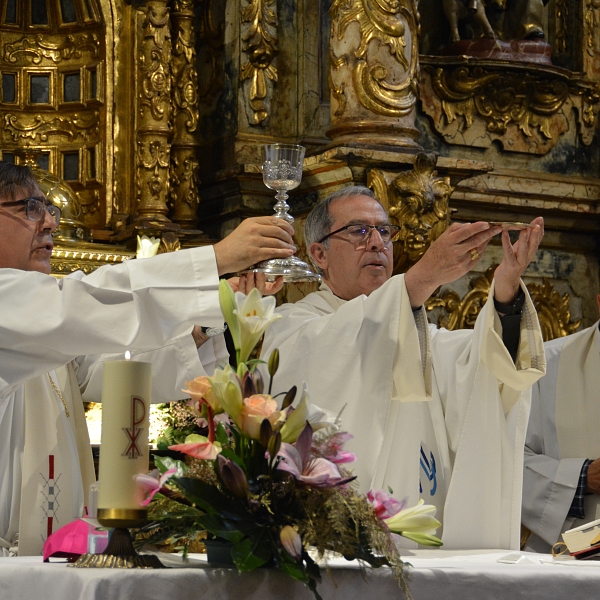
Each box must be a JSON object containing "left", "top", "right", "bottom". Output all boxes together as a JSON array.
[{"left": 137, "top": 281, "right": 441, "bottom": 599}]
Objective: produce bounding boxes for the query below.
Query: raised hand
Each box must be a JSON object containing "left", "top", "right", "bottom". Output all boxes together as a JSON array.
[
  {"left": 213, "top": 217, "right": 296, "bottom": 275},
  {"left": 493, "top": 217, "right": 544, "bottom": 304},
  {"left": 404, "top": 222, "right": 502, "bottom": 308},
  {"left": 228, "top": 272, "right": 284, "bottom": 296}
]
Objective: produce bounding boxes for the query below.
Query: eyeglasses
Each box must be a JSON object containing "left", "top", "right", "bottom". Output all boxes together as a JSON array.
[
  {"left": 318, "top": 223, "right": 400, "bottom": 247},
  {"left": 0, "top": 197, "right": 61, "bottom": 226}
]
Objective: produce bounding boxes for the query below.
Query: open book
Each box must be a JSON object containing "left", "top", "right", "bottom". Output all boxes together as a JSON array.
[{"left": 562, "top": 518, "right": 600, "bottom": 556}]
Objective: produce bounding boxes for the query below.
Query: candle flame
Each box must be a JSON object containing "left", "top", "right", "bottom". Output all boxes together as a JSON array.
[{"left": 125, "top": 351, "right": 131, "bottom": 360}]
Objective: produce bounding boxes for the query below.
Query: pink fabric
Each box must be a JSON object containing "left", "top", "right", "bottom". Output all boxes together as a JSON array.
[{"left": 42, "top": 518, "right": 107, "bottom": 561}]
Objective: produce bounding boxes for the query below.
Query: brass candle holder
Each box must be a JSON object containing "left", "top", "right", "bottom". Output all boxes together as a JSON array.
[{"left": 71, "top": 509, "right": 165, "bottom": 569}]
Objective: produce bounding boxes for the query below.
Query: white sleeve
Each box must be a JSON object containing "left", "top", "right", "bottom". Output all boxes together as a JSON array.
[
  {"left": 521, "top": 341, "right": 584, "bottom": 546},
  {"left": 0, "top": 246, "right": 223, "bottom": 394}
]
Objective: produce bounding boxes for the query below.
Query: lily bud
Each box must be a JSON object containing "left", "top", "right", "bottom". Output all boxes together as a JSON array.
[
  {"left": 280, "top": 525, "right": 302, "bottom": 559},
  {"left": 253, "top": 368, "right": 264, "bottom": 394},
  {"left": 260, "top": 418, "right": 273, "bottom": 449},
  {"left": 217, "top": 455, "right": 248, "bottom": 499},
  {"left": 281, "top": 385, "right": 297, "bottom": 410},
  {"left": 242, "top": 371, "right": 257, "bottom": 399},
  {"left": 268, "top": 348, "right": 279, "bottom": 377},
  {"left": 267, "top": 431, "right": 282, "bottom": 464}
]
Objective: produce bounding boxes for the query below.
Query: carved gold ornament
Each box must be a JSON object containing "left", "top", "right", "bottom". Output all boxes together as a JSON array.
[
  {"left": 432, "top": 66, "right": 569, "bottom": 139},
  {"left": 331, "top": 0, "right": 419, "bottom": 117},
  {"left": 4, "top": 33, "right": 100, "bottom": 65},
  {"left": 241, "top": 0, "right": 278, "bottom": 125},
  {"left": 426, "top": 267, "right": 494, "bottom": 330},
  {"left": 554, "top": 0, "right": 568, "bottom": 54},
  {"left": 526, "top": 280, "right": 581, "bottom": 341},
  {"left": 368, "top": 153, "right": 452, "bottom": 274},
  {"left": 426, "top": 267, "right": 581, "bottom": 341},
  {"left": 4, "top": 112, "right": 98, "bottom": 142}
]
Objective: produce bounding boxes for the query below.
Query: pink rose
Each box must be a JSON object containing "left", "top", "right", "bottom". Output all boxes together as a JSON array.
[{"left": 239, "top": 394, "right": 283, "bottom": 439}]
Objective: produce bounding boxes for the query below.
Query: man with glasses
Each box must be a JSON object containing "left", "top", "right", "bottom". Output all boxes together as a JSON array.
[
  {"left": 261, "top": 186, "right": 545, "bottom": 550},
  {"left": 0, "top": 161, "right": 295, "bottom": 556}
]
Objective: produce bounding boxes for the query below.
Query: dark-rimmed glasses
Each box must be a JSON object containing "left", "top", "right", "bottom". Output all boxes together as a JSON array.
[
  {"left": 318, "top": 223, "right": 400, "bottom": 247},
  {"left": 0, "top": 197, "right": 61, "bottom": 226}
]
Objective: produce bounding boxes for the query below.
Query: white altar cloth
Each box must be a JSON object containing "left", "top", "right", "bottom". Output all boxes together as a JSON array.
[{"left": 1, "top": 549, "right": 600, "bottom": 600}]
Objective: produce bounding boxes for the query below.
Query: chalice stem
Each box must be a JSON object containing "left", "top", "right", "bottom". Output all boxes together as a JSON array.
[{"left": 274, "top": 191, "right": 293, "bottom": 223}]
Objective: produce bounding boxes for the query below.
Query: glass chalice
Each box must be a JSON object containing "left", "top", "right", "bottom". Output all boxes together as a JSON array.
[{"left": 251, "top": 143, "right": 321, "bottom": 283}]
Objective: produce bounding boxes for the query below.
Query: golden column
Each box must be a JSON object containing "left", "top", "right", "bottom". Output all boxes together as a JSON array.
[
  {"left": 136, "top": 0, "right": 172, "bottom": 224},
  {"left": 170, "top": 0, "right": 201, "bottom": 228},
  {"left": 328, "top": 0, "right": 421, "bottom": 149}
]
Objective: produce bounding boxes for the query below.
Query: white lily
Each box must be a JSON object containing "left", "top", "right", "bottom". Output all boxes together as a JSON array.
[
  {"left": 384, "top": 499, "right": 442, "bottom": 546},
  {"left": 209, "top": 364, "right": 243, "bottom": 421},
  {"left": 234, "top": 288, "right": 282, "bottom": 363},
  {"left": 136, "top": 235, "right": 160, "bottom": 258}
]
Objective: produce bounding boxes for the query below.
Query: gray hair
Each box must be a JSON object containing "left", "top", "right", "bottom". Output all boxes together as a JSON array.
[
  {"left": 304, "top": 186, "right": 379, "bottom": 275},
  {"left": 0, "top": 162, "right": 39, "bottom": 201}
]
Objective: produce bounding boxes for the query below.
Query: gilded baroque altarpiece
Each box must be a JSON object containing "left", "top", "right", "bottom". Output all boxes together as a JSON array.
[{"left": 0, "top": 0, "right": 598, "bottom": 334}]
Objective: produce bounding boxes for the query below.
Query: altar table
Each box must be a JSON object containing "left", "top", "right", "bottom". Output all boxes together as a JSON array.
[{"left": 1, "top": 549, "right": 600, "bottom": 600}]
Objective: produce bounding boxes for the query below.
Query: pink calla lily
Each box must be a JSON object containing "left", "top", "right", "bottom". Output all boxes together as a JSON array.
[
  {"left": 169, "top": 434, "right": 222, "bottom": 460},
  {"left": 134, "top": 468, "right": 177, "bottom": 506},
  {"left": 367, "top": 489, "right": 407, "bottom": 520}
]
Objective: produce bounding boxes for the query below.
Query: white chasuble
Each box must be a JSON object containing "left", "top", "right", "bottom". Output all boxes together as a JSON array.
[
  {"left": 262, "top": 276, "right": 545, "bottom": 550},
  {"left": 523, "top": 323, "right": 600, "bottom": 551},
  {"left": 555, "top": 324, "right": 600, "bottom": 524},
  {"left": 19, "top": 365, "right": 94, "bottom": 556}
]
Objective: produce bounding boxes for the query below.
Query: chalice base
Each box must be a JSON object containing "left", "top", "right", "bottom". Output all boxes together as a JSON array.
[
  {"left": 249, "top": 256, "right": 322, "bottom": 283},
  {"left": 70, "top": 527, "right": 166, "bottom": 569}
]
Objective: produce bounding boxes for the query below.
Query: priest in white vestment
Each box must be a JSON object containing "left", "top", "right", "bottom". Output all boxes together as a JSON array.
[
  {"left": 261, "top": 186, "right": 546, "bottom": 550},
  {"left": 522, "top": 294, "right": 600, "bottom": 552},
  {"left": 0, "top": 161, "right": 295, "bottom": 556}
]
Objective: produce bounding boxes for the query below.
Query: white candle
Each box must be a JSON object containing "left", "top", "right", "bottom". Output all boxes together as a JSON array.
[{"left": 97, "top": 359, "right": 152, "bottom": 516}]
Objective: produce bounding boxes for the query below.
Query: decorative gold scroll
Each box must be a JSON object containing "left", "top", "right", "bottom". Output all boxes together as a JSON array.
[
  {"left": 426, "top": 267, "right": 581, "bottom": 341},
  {"left": 432, "top": 66, "right": 569, "bottom": 139},
  {"left": 4, "top": 33, "right": 100, "bottom": 64},
  {"left": 240, "top": 0, "right": 278, "bottom": 125},
  {"left": 368, "top": 152, "right": 452, "bottom": 274},
  {"left": 170, "top": 0, "right": 200, "bottom": 227},
  {"left": 526, "top": 280, "right": 581, "bottom": 341},
  {"left": 554, "top": 0, "right": 568, "bottom": 54},
  {"left": 4, "top": 112, "right": 99, "bottom": 142},
  {"left": 331, "top": 0, "right": 419, "bottom": 117},
  {"left": 136, "top": 0, "right": 172, "bottom": 223}
]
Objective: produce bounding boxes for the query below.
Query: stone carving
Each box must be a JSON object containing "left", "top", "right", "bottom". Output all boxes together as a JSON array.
[
  {"left": 331, "top": 0, "right": 419, "bottom": 118},
  {"left": 426, "top": 267, "right": 580, "bottom": 341},
  {"left": 241, "top": 0, "right": 278, "bottom": 125},
  {"left": 4, "top": 112, "right": 98, "bottom": 142},
  {"left": 170, "top": 0, "right": 200, "bottom": 227},
  {"left": 527, "top": 280, "right": 581, "bottom": 341},
  {"left": 368, "top": 153, "right": 453, "bottom": 274},
  {"left": 4, "top": 33, "right": 99, "bottom": 64}
]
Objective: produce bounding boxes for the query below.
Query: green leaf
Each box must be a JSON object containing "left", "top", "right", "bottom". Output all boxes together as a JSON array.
[
  {"left": 215, "top": 422, "right": 229, "bottom": 446},
  {"left": 197, "top": 515, "right": 244, "bottom": 544},
  {"left": 154, "top": 455, "right": 187, "bottom": 477},
  {"left": 278, "top": 550, "right": 309, "bottom": 584},
  {"left": 220, "top": 447, "right": 245, "bottom": 468},
  {"left": 231, "top": 531, "right": 273, "bottom": 572}
]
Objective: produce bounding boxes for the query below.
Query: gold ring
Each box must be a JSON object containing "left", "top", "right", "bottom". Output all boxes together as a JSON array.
[{"left": 470, "top": 249, "right": 479, "bottom": 261}]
